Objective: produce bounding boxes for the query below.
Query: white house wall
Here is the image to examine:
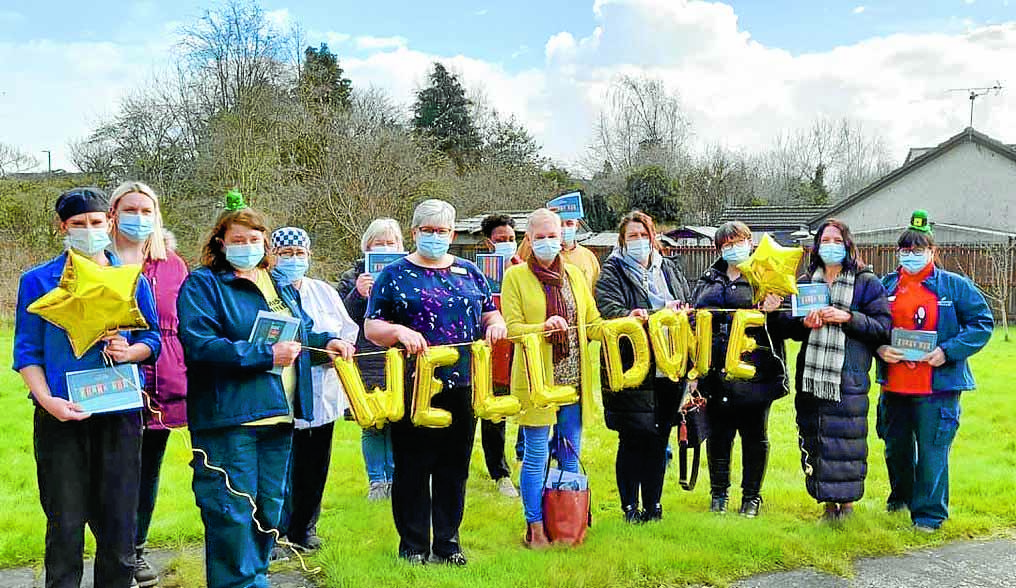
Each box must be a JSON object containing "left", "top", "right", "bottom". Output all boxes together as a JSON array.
[{"left": 834, "top": 141, "right": 1016, "bottom": 237}]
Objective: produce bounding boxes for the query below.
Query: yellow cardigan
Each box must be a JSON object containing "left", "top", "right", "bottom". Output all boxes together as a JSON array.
[{"left": 501, "top": 261, "right": 602, "bottom": 427}]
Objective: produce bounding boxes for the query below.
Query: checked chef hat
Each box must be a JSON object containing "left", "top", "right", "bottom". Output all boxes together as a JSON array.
[{"left": 271, "top": 227, "right": 311, "bottom": 249}]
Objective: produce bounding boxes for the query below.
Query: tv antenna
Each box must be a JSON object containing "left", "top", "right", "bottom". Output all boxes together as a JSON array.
[{"left": 948, "top": 82, "right": 1003, "bottom": 127}]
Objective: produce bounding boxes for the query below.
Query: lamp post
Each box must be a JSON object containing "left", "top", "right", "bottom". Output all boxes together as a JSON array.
[{"left": 41, "top": 150, "right": 51, "bottom": 174}]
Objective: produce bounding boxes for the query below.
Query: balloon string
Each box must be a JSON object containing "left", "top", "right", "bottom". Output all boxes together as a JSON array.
[
  {"left": 305, "top": 307, "right": 789, "bottom": 359},
  {"left": 100, "top": 353, "right": 323, "bottom": 575}
]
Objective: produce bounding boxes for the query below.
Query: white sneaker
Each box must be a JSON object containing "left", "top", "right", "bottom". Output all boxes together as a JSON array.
[
  {"left": 367, "top": 481, "right": 388, "bottom": 501},
  {"left": 495, "top": 477, "right": 519, "bottom": 498}
]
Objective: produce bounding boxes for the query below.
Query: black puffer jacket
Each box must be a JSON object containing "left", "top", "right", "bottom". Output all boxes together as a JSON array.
[
  {"left": 788, "top": 268, "right": 891, "bottom": 503},
  {"left": 338, "top": 261, "right": 386, "bottom": 389},
  {"left": 691, "top": 258, "right": 791, "bottom": 408},
  {"left": 594, "top": 253, "right": 692, "bottom": 434}
]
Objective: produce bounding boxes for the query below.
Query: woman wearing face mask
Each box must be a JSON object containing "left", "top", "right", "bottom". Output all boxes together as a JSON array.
[
  {"left": 692, "top": 221, "right": 787, "bottom": 518},
  {"left": 365, "top": 199, "right": 507, "bottom": 566},
  {"left": 15, "top": 187, "right": 161, "bottom": 588},
  {"left": 785, "top": 219, "right": 891, "bottom": 522},
  {"left": 501, "top": 209, "right": 603, "bottom": 547},
  {"left": 176, "top": 197, "right": 354, "bottom": 588},
  {"left": 594, "top": 211, "right": 691, "bottom": 523},
  {"left": 874, "top": 210, "right": 992, "bottom": 533},
  {"left": 337, "top": 218, "right": 403, "bottom": 501},
  {"left": 109, "top": 181, "right": 189, "bottom": 587},
  {"left": 478, "top": 214, "right": 523, "bottom": 497},
  {"left": 270, "top": 227, "right": 358, "bottom": 551}
]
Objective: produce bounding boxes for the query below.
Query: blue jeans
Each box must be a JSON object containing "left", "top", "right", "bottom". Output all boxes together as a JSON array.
[
  {"left": 520, "top": 403, "right": 582, "bottom": 524},
  {"left": 877, "top": 391, "right": 961, "bottom": 529},
  {"left": 191, "top": 425, "right": 292, "bottom": 588},
  {"left": 362, "top": 424, "right": 394, "bottom": 484}
]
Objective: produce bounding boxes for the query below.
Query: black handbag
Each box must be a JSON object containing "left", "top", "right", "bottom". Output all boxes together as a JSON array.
[{"left": 677, "top": 384, "right": 709, "bottom": 491}]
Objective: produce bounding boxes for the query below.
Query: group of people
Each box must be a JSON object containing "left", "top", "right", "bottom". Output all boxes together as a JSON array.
[{"left": 12, "top": 183, "right": 993, "bottom": 588}]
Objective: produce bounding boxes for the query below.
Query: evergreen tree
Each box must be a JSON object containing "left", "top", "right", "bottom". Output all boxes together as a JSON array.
[
  {"left": 298, "top": 43, "right": 352, "bottom": 110},
  {"left": 624, "top": 165, "right": 682, "bottom": 223},
  {"left": 412, "top": 62, "right": 482, "bottom": 170}
]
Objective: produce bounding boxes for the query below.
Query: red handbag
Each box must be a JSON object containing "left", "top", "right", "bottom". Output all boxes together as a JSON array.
[{"left": 541, "top": 439, "right": 591, "bottom": 546}]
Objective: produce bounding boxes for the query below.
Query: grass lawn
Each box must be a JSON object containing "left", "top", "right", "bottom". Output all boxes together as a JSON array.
[{"left": 1, "top": 327, "right": 1014, "bottom": 587}]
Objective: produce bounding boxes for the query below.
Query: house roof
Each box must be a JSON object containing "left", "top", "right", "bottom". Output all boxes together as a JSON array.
[
  {"left": 812, "top": 127, "right": 1016, "bottom": 225},
  {"left": 665, "top": 225, "right": 717, "bottom": 240},
  {"left": 455, "top": 210, "right": 591, "bottom": 235},
  {"left": 718, "top": 206, "right": 828, "bottom": 228}
]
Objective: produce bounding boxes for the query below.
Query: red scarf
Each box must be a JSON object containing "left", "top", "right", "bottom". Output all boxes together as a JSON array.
[{"left": 527, "top": 255, "right": 570, "bottom": 362}]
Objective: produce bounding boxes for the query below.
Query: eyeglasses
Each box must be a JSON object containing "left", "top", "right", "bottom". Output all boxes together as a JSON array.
[
  {"left": 418, "top": 227, "right": 453, "bottom": 237},
  {"left": 276, "top": 251, "right": 308, "bottom": 259},
  {"left": 899, "top": 247, "right": 928, "bottom": 256}
]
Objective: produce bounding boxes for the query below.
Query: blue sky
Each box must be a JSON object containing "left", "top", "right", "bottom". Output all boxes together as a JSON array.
[{"left": 2, "top": 0, "right": 1015, "bottom": 170}]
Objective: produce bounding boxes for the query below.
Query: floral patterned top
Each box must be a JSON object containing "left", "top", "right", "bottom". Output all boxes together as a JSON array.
[
  {"left": 552, "top": 277, "right": 581, "bottom": 387},
  {"left": 366, "top": 256, "right": 496, "bottom": 389}
]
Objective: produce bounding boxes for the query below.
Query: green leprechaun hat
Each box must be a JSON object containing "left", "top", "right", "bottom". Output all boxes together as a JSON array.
[
  {"left": 909, "top": 209, "right": 932, "bottom": 234},
  {"left": 224, "top": 189, "right": 248, "bottom": 211}
]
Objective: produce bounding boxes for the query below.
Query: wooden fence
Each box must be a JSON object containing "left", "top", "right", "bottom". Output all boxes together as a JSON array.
[{"left": 451, "top": 241, "right": 1015, "bottom": 322}]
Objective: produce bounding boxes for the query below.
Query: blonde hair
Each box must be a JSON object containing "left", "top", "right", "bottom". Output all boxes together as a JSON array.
[
  {"left": 109, "top": 181, "right": 168, "bottom": 261},
  {"left": 360, "top": 218, "right": 404, "bottom": 253},
  {"left": 526, "top": 208, "right": 561, "bottom": 236}
]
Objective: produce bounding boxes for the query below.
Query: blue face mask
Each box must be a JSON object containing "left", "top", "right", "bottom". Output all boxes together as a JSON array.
[
  {"left": 225, "top": 243, "right": 265, "bottom": 271},
  {"left": 562, "top": 226, "right": 577, "bottom": 245},
  {"left": 899, "top": 251, "right": 931, "bottom": 274},
  {"left": 416, "top": 233, "right": 451, "bottom": 260},
  {"left": 626, "top": 238, "right": 652, "bottom": 264},
  {"left": 66, "top": 228, "right": 111, "bottom": 255},
  {"left": 493, "top": 241, "right": 517, "bottom": 258},
  {"left": 276, "top": 256, "right": 309, "bottom": 283},
  {"left": 117, "top": 213, "right": 155, "bottom": 242},
  {"left": 818, "top": 243, "right": 846, "bottom": 266},
  {"left": 532, "top": 237, "right": 562, "bottom": 262},
  {"left": 721, "top": 242, "right": 751, "bottom": 265}
]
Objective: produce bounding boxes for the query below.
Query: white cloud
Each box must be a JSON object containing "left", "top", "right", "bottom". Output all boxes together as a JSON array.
[
  {"left": 964, "top": 0, "right": 976, "bottom": 4},
  {"left": 474, "top": 9, "right": 489, "bottom": 16},
  {"left": 265, "top": 8, "right": 291, "bottom": 29},
  {"left": 354, "top": 35, "right": 408, "bottom": 51},
  {"left": 853, "top": 6, "right": 866, "bottom": 14}
]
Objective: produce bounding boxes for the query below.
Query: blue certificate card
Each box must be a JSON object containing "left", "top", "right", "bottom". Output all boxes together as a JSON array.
[
  {"left": 365, "top": 252, "right": 407, "bottom": 278},
  {"left": 892, "top": 329, "right": 938, "bottom": 361},
  {"left": 791, "top": 283, "right": 831, "bottom": 317},
  {"left": 65, "top": 364, "right": 143, "bottom": 414},
  {"left": 249, "top": 310, "right": 301, "bottom": 376}
]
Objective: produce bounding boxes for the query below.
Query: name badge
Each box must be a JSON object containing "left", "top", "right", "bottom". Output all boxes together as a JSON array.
[{"left": 450, "top": 266, "right": 467, "bottom": 275}]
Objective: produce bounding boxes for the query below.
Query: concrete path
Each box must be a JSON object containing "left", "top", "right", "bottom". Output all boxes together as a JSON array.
[
  {"left": 0, "top": 547, "right": 317, "bottom": 588},
  {"left": 732, "top": 537, "right": 1016, "bottom": 588},
  {"left": 3, "top": 537, "right": 1015, "bottom": 587}
]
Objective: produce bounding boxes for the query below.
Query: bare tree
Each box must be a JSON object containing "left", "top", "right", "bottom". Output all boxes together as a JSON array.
[
  {"left": 0, "top": 142, "right": 39, "bottom": 176},
  {"left": 980, "top": 241, "right": 1015, "bottom": 341},
  {"left": 589, "top": 75, "right": 691, "bottom": 176},
  {"left": 178, "top": 0, "right": 291, "bottom": 116}
]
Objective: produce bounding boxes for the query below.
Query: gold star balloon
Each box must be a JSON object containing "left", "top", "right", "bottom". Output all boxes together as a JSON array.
[
  {"left": 28, "top": 250, "right": 150, "bottom": 358},
  {"left": 737, "top": 233, "right": 804, "bottom": 303}
]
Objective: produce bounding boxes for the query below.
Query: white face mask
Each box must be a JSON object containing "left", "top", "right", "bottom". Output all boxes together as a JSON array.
[{"left": 493, "top": 241, "right": 517, "bottom": 258}]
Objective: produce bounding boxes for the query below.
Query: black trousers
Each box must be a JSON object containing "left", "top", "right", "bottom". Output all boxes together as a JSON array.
[
  {"left": 616, "top": 426, "right": 672, "bottom": 511},
  {"left": 706, "top": 402, "right": 771, "bottom": 498},
  {"left": 34, "top": 406, "right": 142, "bottom": 588},
  {"left": 283, "top": 422, "right": 335, "bottom": 543},
  {"left": 390, "top": 386, "right": 476, "bottom": 558},
  {"left": 480, "top": 419, "right": 511, "bottom": 480},
  {"left": 136, "top": 427, "right": 171, "bottom": 548}
]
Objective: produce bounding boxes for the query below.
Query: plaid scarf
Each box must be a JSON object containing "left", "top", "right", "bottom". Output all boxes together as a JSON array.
[
  {"left": 802, "top": 268, "right": 855, "bottom": 402},
  {"left": 528, "top": 255, "right": 570, "bottom": 363}
]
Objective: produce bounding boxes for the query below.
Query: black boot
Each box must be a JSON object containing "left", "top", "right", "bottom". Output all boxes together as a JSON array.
[
  {"left": 623, "top": 504, "right": 642, "bottom": 524},
  {"left": 133, "top": 545, "right": 159, "bottom": 587},
  {"left": 739, "top": 495, "right": 763, "bottom": 518},
  {"left": 642, "top": 503, "right": 663, "bottom": 522},
  {"left": 709, "top": 492, "right": 728, "bottom": 514}
]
